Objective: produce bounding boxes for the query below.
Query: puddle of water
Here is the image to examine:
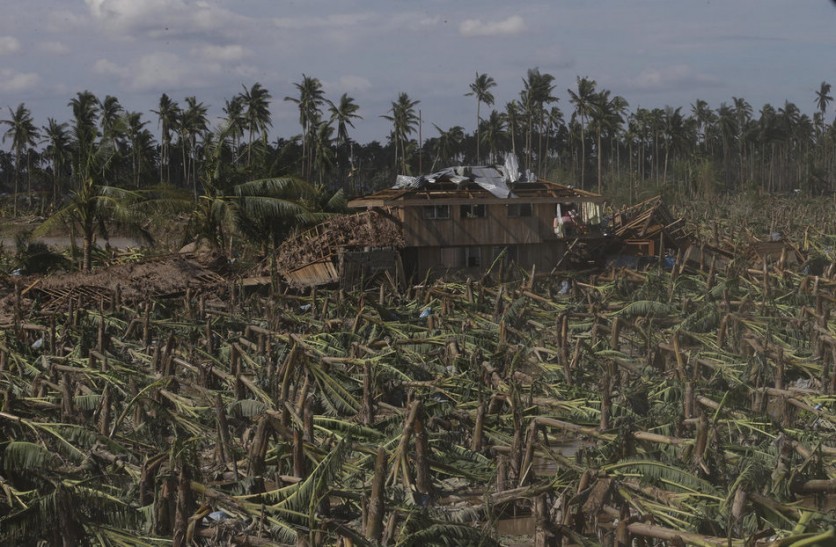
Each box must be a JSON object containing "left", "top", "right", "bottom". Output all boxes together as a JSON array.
[{"left": 496, "top": 515, "right": 535, "bottom": 537}]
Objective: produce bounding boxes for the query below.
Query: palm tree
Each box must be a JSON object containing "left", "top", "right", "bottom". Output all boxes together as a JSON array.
[
  {"left": 542, "top": 105, "right": 564, "bottom": 174},
  {"left": 99, "top": 95, "right": 124, "bottom": 141},
  {"left": 222, "top": 95, "right": 246, "bottom": 164},
  {"left": 660, "top": 106, "right": 690, "bottom": 185},
  {"left": 1, "top": 103, "right": 40, "bottom": 216},
  {"left": 465, "top": 72, "right": 497, "bottom": 164},
  {"left": 33, "top": 136, "right": 151, "bottom": 270},
  {"left": 285, "top": 75, "right": 326, "bottom": 180},
  {"left": 519, "top": 68, "right": 557, "bottom": 174},
  {"left": 505, "top": 100, "right": 521, "bottom": 159},
  {"left": 716, "top": 103, "right": 737, "bottom": 187},
  {"left": 311, "top": 120, "right": 335, "bottom": 184},
  {"left": 568, "top": 76, "right": 597, "bottom": 188},
  {"left": 690, "top": 99, "right": 715, "bottom": 155},
  {"left": 381, "top": 92, "right": 420, "bottom": 174},
  {"left": 813, "top": 82, "right": 833, "bottom": 191},
  {"left": 590, "top": 90, "right": 625, "bottom": 193},
  {"left": 152, "top": 93, "right": 180, "bottom": 184},
  {"left": 815, "top": 81, "right": 832, "bottom": 119},
  {"left": 431, "top": 124, "right": 465, "bottom": 169},
  {"left": 69, "top": 91, "right": 101, "bottom": 186},
  {"left": 41, "top": 118, "right": 72, "bottom": 208},
  {"left": 192, "top": 123, "right": 342, "bottom": 252},
  {"left": 328, "top": 93, "right": 362, "bottom": 149},
  {"left": 757, "top": 103, "right": 781, "bottom": 192},
  {"left": 179, "top": 96, "right": 209, "bottom": 199},
  {"left": 241, "top": 82, "right": 272, "bottom": 167},
  {"left": 481, "top": 110, "right": 507, "bottom": 165},
  {"left": 732, "top": 96, "right": 752, "bottom": 184},
  {"left": 328, "top": 93, "right": 362, "bottom": 184},
  {"left": 124, "top": 111, "right": 156, "bottom": 187}
]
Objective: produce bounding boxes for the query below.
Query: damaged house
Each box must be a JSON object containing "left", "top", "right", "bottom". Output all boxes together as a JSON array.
[
  {"left": 276, "top": 161, "right": 615, "bottom": 287},
  {"left": 347, "top": 163, "right": 609, "bottom": 278}
]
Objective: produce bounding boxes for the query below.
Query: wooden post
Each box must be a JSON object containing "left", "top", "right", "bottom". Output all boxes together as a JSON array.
[
  {"left": 471, "top": 401, "right": 485, "bottom": 452},
  {"left": 413, "top": 406, "right": 433, "bottom": 498},
  {"left": 363, "top": 362, "right": 375, "bottom": 426},
  {"left": 534, "top": 492, "right": 557, "bottom": 547},
  {"left": 366, "top": 446, "right": 387, "bottom": 542},
  {"left": 293, "top": 429, "right": 306, "bottom": 479}
]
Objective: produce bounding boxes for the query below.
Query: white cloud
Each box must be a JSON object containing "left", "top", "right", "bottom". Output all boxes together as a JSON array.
[
  {"left": 84, "top": 0, "right": 248, "bottom": 39},
  {"left": 337, "top": 75, "right": 372, "bottom": 93},
  {"left": 0, "top": 36, "right": 21, "bottom": 55},
  {"left": 92, "top": 58, "right": 128, "bottom": 78},
  {"left": 192, "top": 44, "right": 250, "bottom": 62},
  {"left": 45, "top": 10, "right": 90, "bottom": 33},
  {"left": 459, "top": 15, "right": 525, "bottom": 37},
  {"left": 625, "top": 64, "right": 721, "bottom": 92},
  {"left": 272, "top": 13, "right": 372, "bottom": 31},
  {"left": 130, "top": 53, "right": 196, "bottom": 90},
  {"left": 40, "top": 41, "right": 70, "bottom": 55},
  {"left": 0, "top": 69, "right": 39, "bottom": 92},
  {"left": 233, "top": 65, "right": 261, "bottom": 79},
  {"left": 93, "top": 52, "right": 199, "bottom": 91}
]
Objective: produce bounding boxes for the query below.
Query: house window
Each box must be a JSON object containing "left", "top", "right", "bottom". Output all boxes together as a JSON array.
[
  {"left": 507, "top": 203, "right": 533, "bottom": 217},
  {"left": 460, "top": 204, "right": 486, "bottom": 219},
  {"left": 465, "top": 247, "right": 482, "bottom": 267},
  {"left": 423, "top": 205, "right": 450, "bottom": 219}
]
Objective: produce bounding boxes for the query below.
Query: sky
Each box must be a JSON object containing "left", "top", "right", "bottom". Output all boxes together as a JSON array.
[{"left": 1, "top": 0, "right": 835, "bottom": 145}]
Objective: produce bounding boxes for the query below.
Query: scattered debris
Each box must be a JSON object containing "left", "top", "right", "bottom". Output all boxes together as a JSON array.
[{"left": 0, "top": 253, "right": 227, "bottom": 326}]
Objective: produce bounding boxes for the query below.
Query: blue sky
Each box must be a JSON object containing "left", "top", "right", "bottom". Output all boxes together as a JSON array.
[{"left": 1, "top": 0, "right": 834, "bottom": 144}]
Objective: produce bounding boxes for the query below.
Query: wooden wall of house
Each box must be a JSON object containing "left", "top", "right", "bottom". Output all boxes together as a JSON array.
[
  {"left": 401, "top": 203, "right": 559, "bottom": 247},
  {"left": 402, "top": 241, "right": 565, "bottom": 279}
]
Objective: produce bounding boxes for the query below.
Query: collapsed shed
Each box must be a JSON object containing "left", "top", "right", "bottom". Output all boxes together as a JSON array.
[
  {"left": 275, "top": 209, "right": 404, "bottom": 288},
  {"left": 0, "top": 254, "right": 227, "bottom": 327}
]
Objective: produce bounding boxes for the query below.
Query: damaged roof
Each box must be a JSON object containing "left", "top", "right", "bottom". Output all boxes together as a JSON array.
[{"left": 349, "top": 160, "right": 603, "bottom": 208}]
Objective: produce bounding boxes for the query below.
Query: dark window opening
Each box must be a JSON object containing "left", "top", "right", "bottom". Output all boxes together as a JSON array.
[
  {"left": 465, "top": 247, "right": 482, "bottom": 267},
  {"left": 507, "top": 203, "right": 533, "bottom": 217},
  {"left": 423, "top": 205, "right": 450, "bottom": 219},
  {"left": 460, "top": 204, "right": 486, "bottom": 218}
]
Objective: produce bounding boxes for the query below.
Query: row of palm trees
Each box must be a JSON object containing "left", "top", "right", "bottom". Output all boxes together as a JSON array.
[{"left": 2, "top": 74, "right": 834, "bottom": 219}]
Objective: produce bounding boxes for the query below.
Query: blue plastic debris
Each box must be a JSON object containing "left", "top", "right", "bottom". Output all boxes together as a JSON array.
[
  {"left": 203, "top": 510, "right": 231, "bottom": 525},
  {"left": 419, "top": 307, "right": 432, "bottom": 319}
]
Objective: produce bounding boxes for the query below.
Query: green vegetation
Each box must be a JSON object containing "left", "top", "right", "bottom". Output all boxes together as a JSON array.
[
  {"left": 0, "top": 71, "right": 834, "bottom": 546},
  {"left": 0, "top": 198, "right": 834, "bottom": 545},
  {"left": 1, "top": 75, "right": 833, "bottom": 227}
]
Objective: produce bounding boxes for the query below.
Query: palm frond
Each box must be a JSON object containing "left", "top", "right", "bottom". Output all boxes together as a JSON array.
[
  {"left": 603, "top": 459, "right": 719, "bottom": 495},
  {"left": 617, "top": 300, "right": 678, "bottom": 317},
  {"left": 2, "top": 441, "right": 58, "bottom": 472}
]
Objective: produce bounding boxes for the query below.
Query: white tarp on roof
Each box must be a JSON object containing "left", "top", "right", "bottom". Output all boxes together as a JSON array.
[{"left": 394, "top": 155, "right": 529, "bottom": 198}]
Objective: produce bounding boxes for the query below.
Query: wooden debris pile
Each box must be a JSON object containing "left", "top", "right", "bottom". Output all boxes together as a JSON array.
[
  {"left": 613, "top": 195, "right": 692, "bottom": 249},
  {"left": 275, "top": 209, "right": 403, "bottom": 275},
  {"left": 0, "top": 253, "right": 227, "bottom": 324}
]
